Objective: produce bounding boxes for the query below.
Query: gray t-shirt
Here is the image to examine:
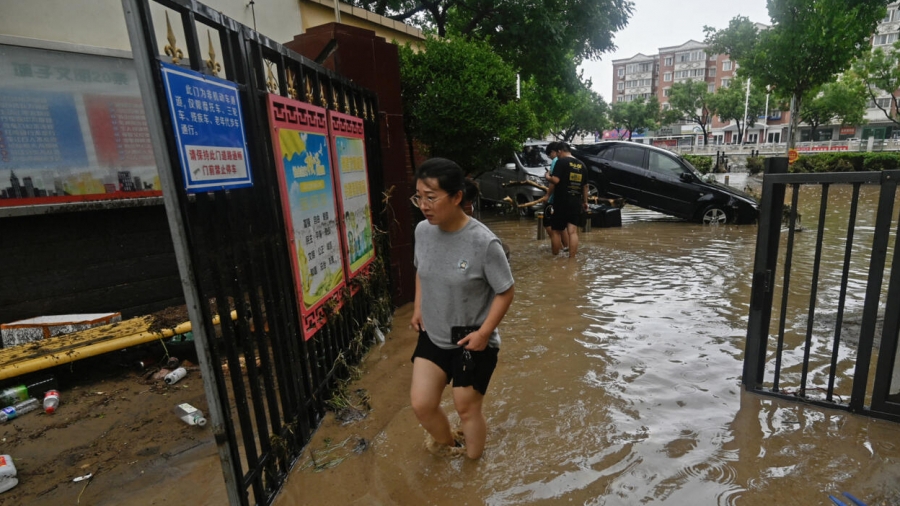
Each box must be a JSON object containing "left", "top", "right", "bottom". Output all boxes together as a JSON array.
[{"left": 414, "top": 217, "right": 514, "bottom": 349}]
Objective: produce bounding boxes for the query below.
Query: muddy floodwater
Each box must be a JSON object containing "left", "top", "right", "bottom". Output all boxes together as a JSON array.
[{"left": 276, "top": 175, "right": 900, "bottom": 506}]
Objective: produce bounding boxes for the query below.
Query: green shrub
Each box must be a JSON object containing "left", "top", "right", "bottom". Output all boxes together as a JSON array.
[
  {"left": 790, "top": 152, "right": 894, "bottom": 173},
  {"left": 684, "top": 154, "right": 713, "bottom": 174},
  {"left": 747, "top": 156, "right": 765, "bottom": 175}
]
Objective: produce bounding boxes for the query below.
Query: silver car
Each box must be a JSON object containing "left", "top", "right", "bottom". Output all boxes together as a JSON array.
[{"left": 475, "top": 142, "right": 551, "bottom": 216}]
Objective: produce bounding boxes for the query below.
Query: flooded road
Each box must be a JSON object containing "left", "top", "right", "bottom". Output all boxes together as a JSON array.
[{"left": 276, "top": 175, "right": 900, "bottom": 506}]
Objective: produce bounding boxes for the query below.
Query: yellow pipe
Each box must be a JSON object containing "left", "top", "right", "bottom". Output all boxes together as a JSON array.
[{"left": 0, "top": 311, "right": 237, "bottom": 381}]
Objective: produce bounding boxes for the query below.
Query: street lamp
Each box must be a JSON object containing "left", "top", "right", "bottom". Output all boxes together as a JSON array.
[{"left": 764, "top": 85, "right": 773, "bottom": 143}]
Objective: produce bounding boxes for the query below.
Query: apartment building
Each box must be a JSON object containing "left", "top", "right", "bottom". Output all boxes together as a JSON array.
[
  {"left": 855, "top": 1, "right": 900, "bottom": 142},
  {"left": 611, "top": 37, "right": 792, "bottom": 147}
]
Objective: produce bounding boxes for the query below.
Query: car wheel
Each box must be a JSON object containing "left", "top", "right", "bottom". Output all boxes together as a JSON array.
[
  {"left": 586, "top": 181, "right": 601, "bottom": 203},
  {"left": 700, "top": 205, "right": 729, "bottom": 225}
]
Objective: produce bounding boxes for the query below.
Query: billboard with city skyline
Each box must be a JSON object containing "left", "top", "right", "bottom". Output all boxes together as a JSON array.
[{"left": 0, "top": 43, "right": 160, "bottom": 207}]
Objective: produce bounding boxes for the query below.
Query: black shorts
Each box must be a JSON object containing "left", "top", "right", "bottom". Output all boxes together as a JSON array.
[
  {"left": 549, "top": 201, "right": 582, "bottom": 231},
  {"left": 410, "top": 331, "right": 499, "bottom": 395}
]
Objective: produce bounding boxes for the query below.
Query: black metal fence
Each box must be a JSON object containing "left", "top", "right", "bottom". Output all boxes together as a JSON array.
[
  {"left": 744, "top": 158, "right": 900, "bottom": 423},
  {"left": 122, "top": 0, "right": 393, "bottom": 504}
]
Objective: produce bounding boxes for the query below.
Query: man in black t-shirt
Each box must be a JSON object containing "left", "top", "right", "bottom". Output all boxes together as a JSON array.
[{"left": 546, "top": 143, "right": 587, "bottom": 258}]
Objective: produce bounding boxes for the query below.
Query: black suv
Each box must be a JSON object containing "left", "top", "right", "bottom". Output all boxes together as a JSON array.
[{"left": 573, "top": 141, "right": 759, "bottom": 224}]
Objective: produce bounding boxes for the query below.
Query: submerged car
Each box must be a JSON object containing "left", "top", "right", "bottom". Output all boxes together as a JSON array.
[
  {"left": 573, "top": 141, "right": 759, "bottom": 224},
  {"left": 475, "top": 141, "right": 550, "bottom": 215}
]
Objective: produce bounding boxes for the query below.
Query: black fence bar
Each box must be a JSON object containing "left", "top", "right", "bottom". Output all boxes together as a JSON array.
[
  {"left": 773, "top": 184, "right": 801, "bottom": 392},
  {"left": 799, "top": 184, "right": 830, "bottom": 397},
  {"left": 849, "top": 176, "right": 898, "bottom": 411},
  {"left": 827, "top": 183, "right": 862, "bottom": 402}
]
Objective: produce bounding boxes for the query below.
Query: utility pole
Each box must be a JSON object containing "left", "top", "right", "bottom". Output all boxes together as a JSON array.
[{"left": 742, "top": 77, "right": 751, "bottom": 144}]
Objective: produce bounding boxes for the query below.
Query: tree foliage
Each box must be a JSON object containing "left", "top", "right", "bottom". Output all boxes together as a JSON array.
[
  {"left": 799, "top": 76, "right": 868, "bottom": 139},
  {"left": 708, "top": 79, "right": 766, "bottom": 144},
  {"left": 350, "top": 0, "right": 633, "bottom": 91},
  {"left": 529, "top": 80, "right": 609, "bottom": 142},
  {"left": 704, "top": 1, "right": 888, "bottom": 150},
  {"left": 609, "top": 97, "right": 662, "bottom": 140},
  {"left": 854, "top": 40, "right": 900, "bottom": 128},
  {"left": 398, "top": 37, "right": 538, "bottom": 174},
  {"left": 667, "top": 80, "right": 714, "bottom": 145}
]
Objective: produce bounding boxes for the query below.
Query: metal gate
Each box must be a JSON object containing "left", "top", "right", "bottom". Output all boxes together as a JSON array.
[
  {"left": 744, "top": 157, "right": 900, "bottom": 423},
  {"left": 122, "top": 0, "right": 393, "bottom": 504}
]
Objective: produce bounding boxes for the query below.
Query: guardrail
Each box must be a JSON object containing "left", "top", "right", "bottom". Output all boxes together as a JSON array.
[{"left": 666, "top": 139, "right": 900, "bottom": 156}]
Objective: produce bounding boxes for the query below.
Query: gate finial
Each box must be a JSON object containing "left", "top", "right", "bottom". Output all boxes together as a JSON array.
[
  {"left": 205, "top": 31, "right": 221, "bottom": 76},
  {"left": 164, "top": 12, "right": 184, "bottom": 65}
]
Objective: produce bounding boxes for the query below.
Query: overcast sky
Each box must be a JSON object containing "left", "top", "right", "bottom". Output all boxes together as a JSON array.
[{"left": 579, "top": 0, "right": 772, "bottom": 100}]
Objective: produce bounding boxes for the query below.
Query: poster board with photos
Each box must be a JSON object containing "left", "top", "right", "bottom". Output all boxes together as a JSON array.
[
  {"left": 327, "top": 110, "right": 375, "bottom": 287},
  {"left": 267, "top": 94, "right": 345, "bottom": 340}
]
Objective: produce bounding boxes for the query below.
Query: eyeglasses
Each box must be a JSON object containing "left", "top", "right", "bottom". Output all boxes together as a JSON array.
[{"left": 409, "top": 193, "right": 448, "bottom": 207}]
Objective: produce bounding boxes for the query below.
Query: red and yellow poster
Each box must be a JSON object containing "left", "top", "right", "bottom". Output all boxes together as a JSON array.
[
  {"left": 267, "top": 94, "right": 345, "bottom": 340},
  {"left": 327, "top": 110, "right": 375, "bottom": 284}
]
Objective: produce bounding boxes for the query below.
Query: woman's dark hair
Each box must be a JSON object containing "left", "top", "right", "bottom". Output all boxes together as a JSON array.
[{"left": 416, "top": 157, "right": 477, "bottom": 207}]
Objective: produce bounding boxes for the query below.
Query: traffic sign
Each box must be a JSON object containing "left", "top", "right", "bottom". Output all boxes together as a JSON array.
[{"left": 788, "top": 149, "right": 799, "bottom": 164}]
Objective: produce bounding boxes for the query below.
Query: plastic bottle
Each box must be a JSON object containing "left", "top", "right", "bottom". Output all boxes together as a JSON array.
[
  {"left": 0, "top": 386, "right": 27, "bottom": 407},
  {"left": 0, "top": 398, "right": 40, "bottom": 423},
  {"left": 164, "top": 367, "right": 187, "bottom": 385},
  {"left": 0, "top": 377, "right": 58, "bottom": 407},
  {"left": 43, "top": 390, "right": 60, "bottom": 414},
  {"left": 0, "top": 455, "right": 18, "bottom": 494},
  {"left": 174, "top": 403, "right": 207, "bottom": 426}
]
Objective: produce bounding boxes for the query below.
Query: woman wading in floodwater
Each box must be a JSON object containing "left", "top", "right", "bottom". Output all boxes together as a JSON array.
[{"left": 409, "top": 157, "right": 515, "bottom": 459}]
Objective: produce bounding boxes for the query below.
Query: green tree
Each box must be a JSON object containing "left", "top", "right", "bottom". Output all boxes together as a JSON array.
[
  {"left": 708, "top": 79, "right": 766, "bottom": 144},
  {"left": 530, "top": 80, "right": 609, "bottom": 142},
  {"left": 350, "top": 0, "right": 634, "bottom": 91},
  {"left": 854, "top": 40, "right": 900, "bottom": 128},
  {"left": 799, "top": 76, "right": 868, "bottom": 140},
  {"left": 667, "top": 80, "right": 714, "bottom": 146},
  {"left": 609, "top": 96, "right": 662, "bottom": 140},
  {"left": 398, "top": 37, "right": 538, "bottom": 174},
  {"left": 705, "top": 1, "right": 888, "bottom": 152}
]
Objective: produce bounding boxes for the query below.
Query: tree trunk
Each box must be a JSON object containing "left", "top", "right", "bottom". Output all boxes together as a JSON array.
[{"left": 787, "top": 92, "right": 802, "bottom": 153}]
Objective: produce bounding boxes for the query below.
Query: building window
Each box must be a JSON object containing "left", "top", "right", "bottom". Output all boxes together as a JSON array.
[
  {"left": 708, "top": 67, "right": 716, "bottom": 77},
  {"left": 617, "top": 82, "right": 624, "bottom": 91},
  {"left": 875, "top": 32, "right": 898, "bottom": 45},
  {"left": 871, "top": 97, "right": 893, "bottom": 109},
  {"left": 721, "top": 78, "right": 731, "bottom": 88},
  {"left": 626, "top": 62, "right": 654, "bottom": 73},
  {"left": 722, "top": 61, "right": 733, "bottom": 71},
  {"left": 881, "top": 9, "right": 894, "bottom": 23},
  {"left": 708, "top": 83, "right": 715, "bottom": 93},
  {"left": 663, "top": 72, "right": 672, "bottom": 82},
  {"left": 663, "top": 87, "right": 671, "bottom": 97},
  {"left": 674, "top": 69, "right": 706, "bottom": 79},
  {"left": 618, "top": 67, "right": 625, "bottom": 77},
  {"left": 664, "top": 56, "right": 673, "bottom": 66},
  {"left": 617, "top": 96, "right": 624, "bottom": 102}
]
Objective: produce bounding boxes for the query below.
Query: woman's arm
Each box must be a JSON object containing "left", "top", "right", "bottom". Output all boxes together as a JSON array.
[
  {"left": 411, "top": 272, "right": 424, "bottom": 331},
  {"left": 459, "top": 285, "right": 515, "bottom": 351}
]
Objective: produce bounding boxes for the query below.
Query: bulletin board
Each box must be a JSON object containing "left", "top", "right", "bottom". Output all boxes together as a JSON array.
[
  {"left": 267, "top": 94, "right": 345, "bottom": 340},
  {"left": 327, "top": 110, "right": 375, "bottom": 286}
]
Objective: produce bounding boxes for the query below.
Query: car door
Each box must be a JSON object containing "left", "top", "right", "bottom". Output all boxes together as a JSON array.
[
  {"left": 476, "top": 155, "right": 517, "bottom": 202},
  {"left": 643, "top": 151, "right": 703, "bottom": 219},
  {"left": 602, "top": 144, "right": 649, "bottom": 204}
]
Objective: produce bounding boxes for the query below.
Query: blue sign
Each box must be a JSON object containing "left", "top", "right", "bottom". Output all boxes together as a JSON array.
[{"left": 159, "top": 62, "right": 252, "bottom": 193}]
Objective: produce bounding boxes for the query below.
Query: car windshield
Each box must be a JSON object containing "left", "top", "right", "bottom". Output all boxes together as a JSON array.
[{"left": 518, "top": 146, "right": 552, "bottom": 168}]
